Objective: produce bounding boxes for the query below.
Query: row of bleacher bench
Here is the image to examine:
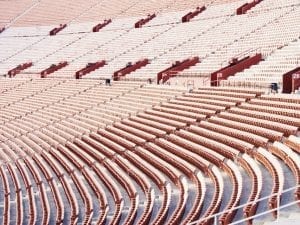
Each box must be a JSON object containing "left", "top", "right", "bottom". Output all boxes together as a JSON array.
[
  {"left": 0, "top": 78, "right": 299, "bottom": 225},
  {"left": 1, "top": 0, "right": 299, "bottom": 89}
]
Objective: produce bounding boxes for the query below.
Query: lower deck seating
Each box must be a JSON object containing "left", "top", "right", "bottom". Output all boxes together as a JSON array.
[{"left": 0, "top": 79, "right": 299, "bottom": 225}]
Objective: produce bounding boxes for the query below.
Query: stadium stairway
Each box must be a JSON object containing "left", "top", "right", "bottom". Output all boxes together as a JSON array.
[
  {"left": 40, "top": 61, "right": 69, "bottom": 78},
  {"left": 236, "top": 0, "right": 263, "bottom": 15},
  {"left": 182, "top": 6, "right": 206, "bottom": 23},
  {"left": 157, "top": 57, "right": 200, "bottom": 84},
  {"left": 49, "top": 24, "right": 67, "bottom": 36},
  {"left": 114, "top": 59, "right": 149, "bottom": 81},
  {"left": 7, "top": 62, "right": 33, "bottom": 78},
  {"left": 211, "top": 53, "right": 262, "bottom": 86},
  {"left": 75, "top": 60, "right": 106, "bottom": 79},
  {"left": 92, "top": 19, "right": 112, "bottom": 32},
  {"left": 135, "top": 14, "right": 156, "bottom": 28}
]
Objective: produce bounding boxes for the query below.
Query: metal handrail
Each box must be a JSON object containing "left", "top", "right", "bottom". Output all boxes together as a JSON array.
[
  {"left": 188, "top": 184, "right": 300, "bottom": 225},
  {"left": 219, "top": 47, "right": 262, "bottom": 68},
  {"left": 163, "top": 71, "right": 210, "bottom": 77},
  {"left": 230, "top": 200, "right": 300, "bottom": 225}
]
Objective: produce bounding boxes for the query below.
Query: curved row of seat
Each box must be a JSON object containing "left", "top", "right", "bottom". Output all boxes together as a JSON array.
[{"left": 0, "top": 80, "right": 299, "bottom": 225}]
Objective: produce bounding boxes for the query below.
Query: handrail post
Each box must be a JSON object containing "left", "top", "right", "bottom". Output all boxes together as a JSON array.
[
  {"left": 277, "top": 192, "right": 280, "bottom": 221},
  {"left": 214, "top": 215, "right": 218, "bottom": 225}
]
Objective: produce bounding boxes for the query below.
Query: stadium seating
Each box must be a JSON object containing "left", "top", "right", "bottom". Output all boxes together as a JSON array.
[
  {"left": 0, "top": 0, "right": 300, "bottom": 225},
  {"left": 0, "top": 78, "right": 299, "bottom": 225},
  {"left": 0, "top": 0, "right": 298, "bottom": 87}
]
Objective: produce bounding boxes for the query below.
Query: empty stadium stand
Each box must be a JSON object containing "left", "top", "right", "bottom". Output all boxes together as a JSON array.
[{"left": 0, "top": 0, "right": 299, "bottom": 225}]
